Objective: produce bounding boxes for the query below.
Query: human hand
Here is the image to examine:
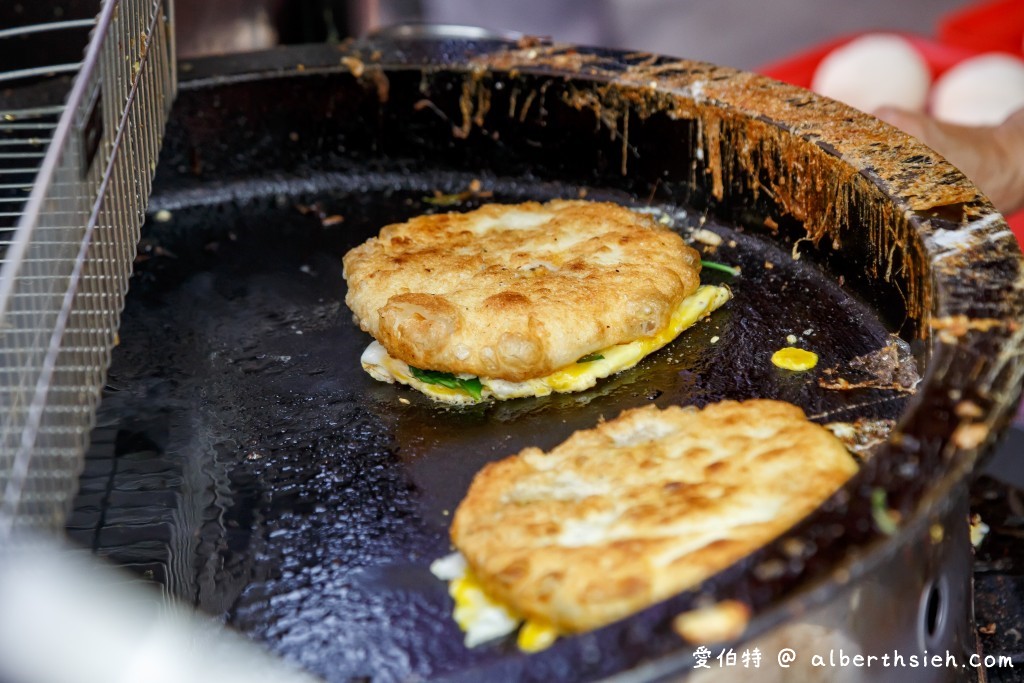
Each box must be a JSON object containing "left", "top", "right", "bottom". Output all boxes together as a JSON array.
[{"left": 874, "top": 106, "right": 1024, "bottom": 216}]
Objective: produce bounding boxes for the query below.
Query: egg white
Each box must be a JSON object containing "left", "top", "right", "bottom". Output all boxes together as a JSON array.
[{"left": 430, "top": 551, "right": 559, "bottom": 652}]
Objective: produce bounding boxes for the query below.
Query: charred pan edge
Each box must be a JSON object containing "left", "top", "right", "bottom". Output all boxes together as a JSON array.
[
  {"left": 478, "top": 40, "right": 1024, "bottom": 640},
  {"left": 176, "top": 39, "right": 1024, "bottom": 674},
  {"left": 468, "top": 38, "right": 1024, "bottom": 634},
  {"left": 407, "top": 40, "right": 1024, "bottom": 649}
]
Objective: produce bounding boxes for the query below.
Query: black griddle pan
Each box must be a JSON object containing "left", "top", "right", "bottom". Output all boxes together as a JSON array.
[{"left": 65, "top": 37, "right": 1024, "bottom": 682}]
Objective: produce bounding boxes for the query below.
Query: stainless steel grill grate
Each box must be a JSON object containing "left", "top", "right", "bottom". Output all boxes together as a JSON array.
[{"left": 0, "top": 0, "right": 176, "bottom": 536}]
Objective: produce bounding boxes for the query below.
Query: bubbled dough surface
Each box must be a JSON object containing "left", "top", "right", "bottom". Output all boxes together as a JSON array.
[
  {"left": 451, "top": 400, "right": 858, "bottom": 632},
  {"left": 342, "top": 200, "right": 700, "bottom": 382}
]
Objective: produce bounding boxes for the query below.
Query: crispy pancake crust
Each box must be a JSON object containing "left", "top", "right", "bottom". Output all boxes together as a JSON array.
[
  {"left": 450, "top": 399, "right": 858, "bottom": 632},
  {"left": 342, "top": 200, "right": 700, "bottom": 382}
]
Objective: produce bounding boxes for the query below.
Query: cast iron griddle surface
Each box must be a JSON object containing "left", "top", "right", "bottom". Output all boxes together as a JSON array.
[{"left": 69, "top": 173, "right": 907, "bottom": 682}]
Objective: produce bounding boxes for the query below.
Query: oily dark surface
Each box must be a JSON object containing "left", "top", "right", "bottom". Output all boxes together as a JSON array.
[
  {"left": 66, "top": 173, "right": 905, "bottom": 682},
  {"left": 63, "top": 41, "right": 1024, "bottom": 683}
]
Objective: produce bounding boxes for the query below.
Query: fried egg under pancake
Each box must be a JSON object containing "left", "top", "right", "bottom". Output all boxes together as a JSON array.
[
  {"left": 361, "top": 284, "right": 731, "bottom": 404},
  {"left": 343, "top": 200, "right": 715, "bottom": 401},
  {"left": 448, "top": 399, "right": 858, "bottom": 637}
]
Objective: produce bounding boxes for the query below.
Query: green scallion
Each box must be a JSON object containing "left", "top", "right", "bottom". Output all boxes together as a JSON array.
[
  {"left": 870, "top": 488, "right": 899, "bottom": 535},
  {"left": 408, "top": 366, "right": 484, "bottom": 400},
  {"left": 700, "top": 260, "right": 739, "bottom": 276}
]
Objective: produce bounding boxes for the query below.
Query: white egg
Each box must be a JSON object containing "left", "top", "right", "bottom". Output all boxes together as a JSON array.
[
  {"left": 931, "top": 54, "right": 1024, "bottom": 126},
  {"left": 812, "top": 34, "right": 931, "bottom": 113}
]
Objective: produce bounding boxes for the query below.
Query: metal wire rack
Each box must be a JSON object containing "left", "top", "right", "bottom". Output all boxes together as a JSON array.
[{"left": 0, "top": 0, "right": 177, "bottom": 536}]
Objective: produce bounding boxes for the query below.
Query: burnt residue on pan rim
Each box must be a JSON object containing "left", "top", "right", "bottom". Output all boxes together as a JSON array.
[{"left": 162, "top": 39, "right": 1024, "bottom": 673}]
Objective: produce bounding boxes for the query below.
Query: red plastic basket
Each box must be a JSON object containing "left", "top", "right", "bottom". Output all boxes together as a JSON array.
[
  {"left": 758, "top": 32, "right": 1024, "bottom": 243},
  {"left": 758, "top": 32, "right": 978, "bottom": 86},
  {"left": 939, "top": 0, "right": 1024, "bottom": 57}
]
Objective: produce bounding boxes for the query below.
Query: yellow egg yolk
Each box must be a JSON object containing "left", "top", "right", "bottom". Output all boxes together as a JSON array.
[
  {"left": 517, "top": 619, "right": 560, "bottom": 653},
  {"left": 771, "top": 346, "right": 818, "bottom": 371},
  {"left": 445, "top": 562, "right": 561, "bottom": 652}
]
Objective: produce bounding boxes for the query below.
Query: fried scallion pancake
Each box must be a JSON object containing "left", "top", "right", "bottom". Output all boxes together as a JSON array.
[
  {"left": 343, "top": 200, "right": 729, "bottom": 403},
  {"left": 441, "top": 399, "right": 858, "bottom": 645}
]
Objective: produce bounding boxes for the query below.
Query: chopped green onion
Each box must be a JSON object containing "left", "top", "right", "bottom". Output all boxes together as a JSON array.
[
  {"left": 408, "top": 366, "right": 484, "bottom": 400},
  {"left": 700, "top": 260, "right": 739, "bottom": 276},
  {"left": 870, "top": 488, "right": 899, "bottom": 535},
  {"left": 577, "top": 353, "right": 605, "bottom": 363},
  {"left": 458, "top": 376, "right": 484, "bottom": 400}
]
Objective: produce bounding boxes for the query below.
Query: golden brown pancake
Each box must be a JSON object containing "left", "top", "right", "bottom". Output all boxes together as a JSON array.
[
  {"left": 343, "top": 200, "right": 701, "bottom": 383},
  {"left": 450, "top": 399, "right": 858, "bottom": 632}
]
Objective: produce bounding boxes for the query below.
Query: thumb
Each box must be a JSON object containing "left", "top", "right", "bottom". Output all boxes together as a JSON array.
[
  {"left": 873, "top": 107, "right": 1023, "bottom": 214},
  {"left": 873, "top": 106, "right": 932, "bottom": 141}
]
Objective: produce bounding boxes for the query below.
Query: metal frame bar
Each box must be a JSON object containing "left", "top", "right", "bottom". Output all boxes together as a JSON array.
[
  {"left": 0, "top": 0, "right": 176, "bottom": 534},
  {"left": 0, "top": 19, "right": 98, "bottom": 40}
]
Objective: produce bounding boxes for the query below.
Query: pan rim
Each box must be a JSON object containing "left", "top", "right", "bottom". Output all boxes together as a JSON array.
[{"left": 161, "top": 39, "right": 1024, "bottom": 677}]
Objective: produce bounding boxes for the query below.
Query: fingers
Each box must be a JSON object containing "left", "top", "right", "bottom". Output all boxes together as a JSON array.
[
  {"left": 873, "top": 106, "right": 930, "bottom": 141},
  {"left": 873, "top": 106, "right": 1024, "bottom": 215}
]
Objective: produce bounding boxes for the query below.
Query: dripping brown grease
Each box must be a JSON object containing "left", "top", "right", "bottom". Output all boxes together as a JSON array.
[{"left": 461, "top": 45, "right": 1009, "bottom": 333}]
